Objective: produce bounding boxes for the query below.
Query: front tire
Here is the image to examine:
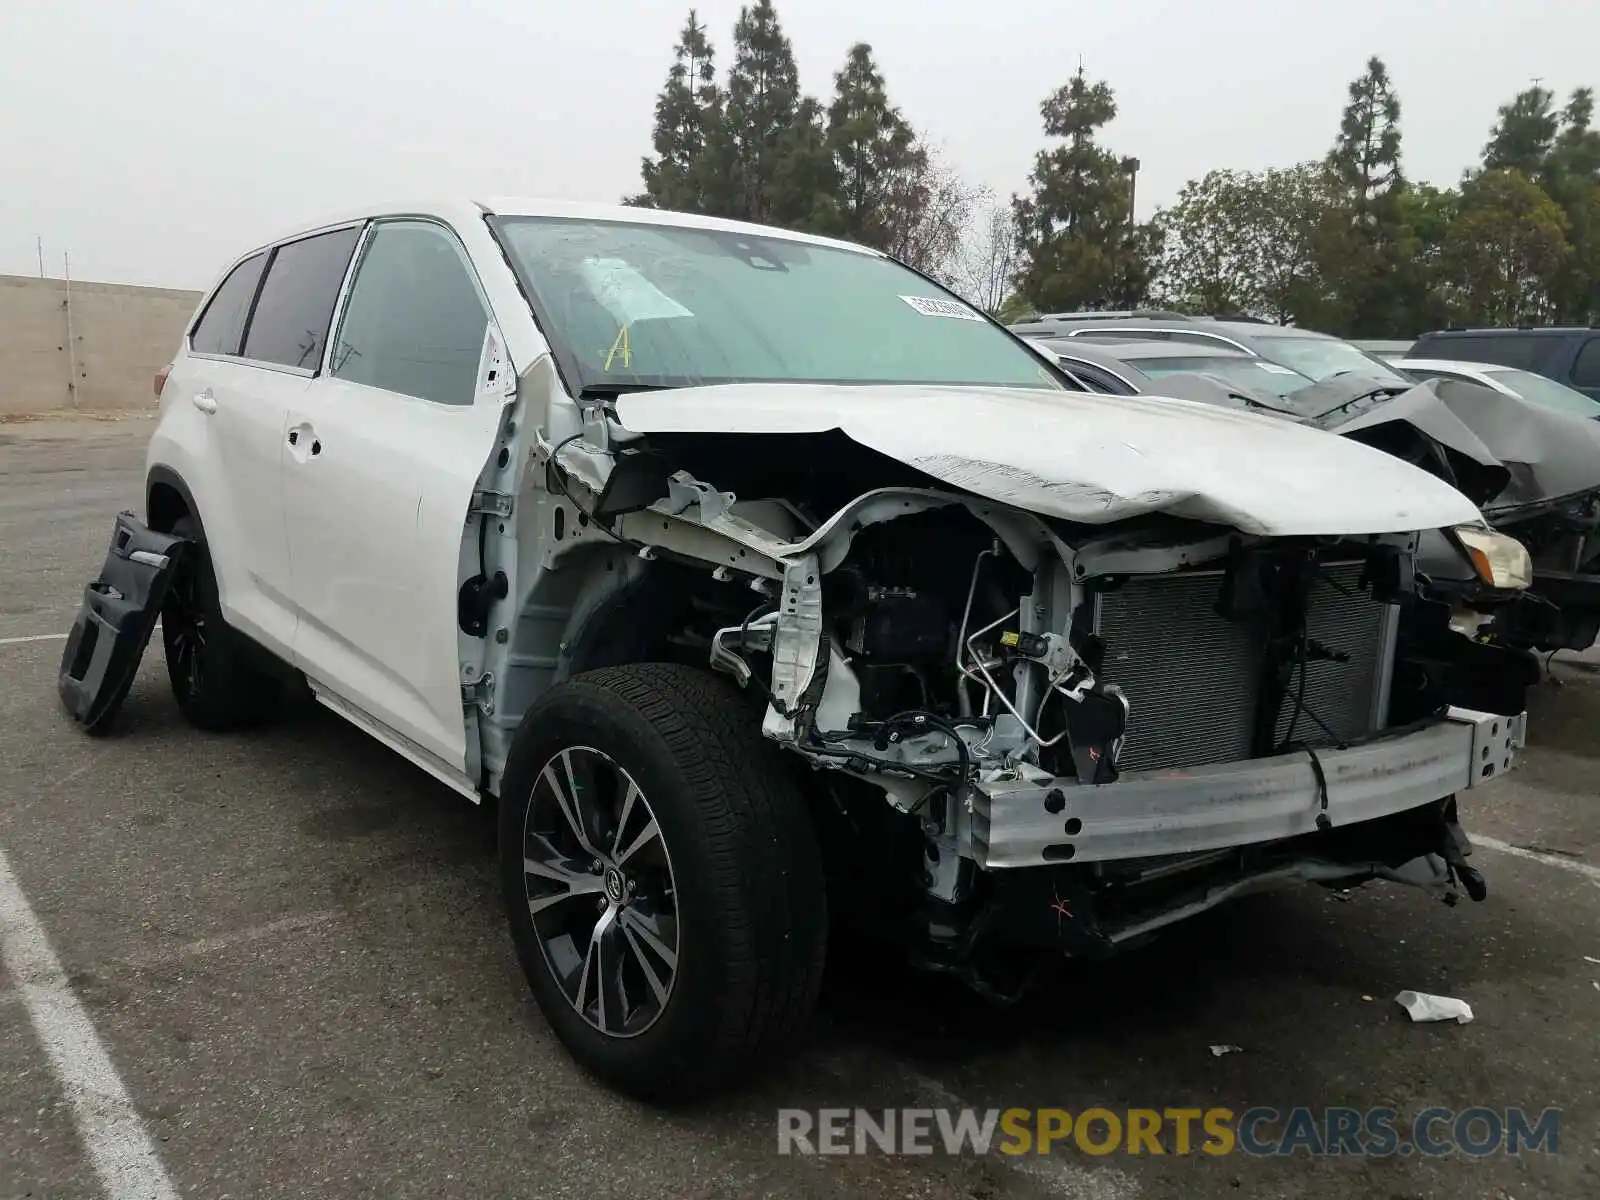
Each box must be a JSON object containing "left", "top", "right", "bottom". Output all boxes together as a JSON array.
[
  {"left": 161, "top": 516, "right": 278, "bottom": 730},
  {"left": 498, "top": 663, "right": 827, "bottom": 1102}
]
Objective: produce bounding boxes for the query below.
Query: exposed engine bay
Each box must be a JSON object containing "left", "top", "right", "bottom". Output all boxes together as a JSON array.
[{"left": 498, "top": 403, "right": 1535, "bottom": 1000}]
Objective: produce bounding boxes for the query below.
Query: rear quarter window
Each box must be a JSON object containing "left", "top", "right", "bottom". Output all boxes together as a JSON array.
[{"left": 190, "top": 252, "right": 267, "bottom": 357}]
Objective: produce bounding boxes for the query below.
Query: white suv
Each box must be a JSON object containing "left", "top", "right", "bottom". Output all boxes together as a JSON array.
[{"left": 60, "top": 199, "right": 1535, "bottom": 1100}]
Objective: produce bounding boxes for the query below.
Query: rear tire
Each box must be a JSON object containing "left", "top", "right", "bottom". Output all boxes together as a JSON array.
[
  {"left": 161, "top": 515, "right": 278, "bottom": 730},
  {"left": 498, "top": 663, "right": 827, "bottom": 1102}
]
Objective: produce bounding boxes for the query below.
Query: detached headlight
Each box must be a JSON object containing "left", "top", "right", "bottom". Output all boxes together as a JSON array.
[{"left": 1453, "top": 526, "right": 1532, "bottom": 590}]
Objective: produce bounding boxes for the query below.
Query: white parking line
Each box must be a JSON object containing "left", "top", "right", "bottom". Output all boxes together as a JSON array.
[
  {"left": 0, "top": 846, "right": 178, "bottom": 1200},
  {"left": 1476, "top": 835, "right": 1600, "bottom": 885},
  {"left": 0, "top": 632, "right": 68, "bottom": 646}
]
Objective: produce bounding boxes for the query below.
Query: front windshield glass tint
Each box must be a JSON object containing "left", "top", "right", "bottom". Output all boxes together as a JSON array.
[
  {"left": 1126, "top": 355, "right": 1313, "bottom": 399},
  {"left": 493, "top": 217, "right": 1062, "bottom": 393},
  {"left": 1485, "top": 367, "right": 1600, "bottom": 417},
  {"left": 1258, "top": 335, "right": 1407, "bottom": 383}
]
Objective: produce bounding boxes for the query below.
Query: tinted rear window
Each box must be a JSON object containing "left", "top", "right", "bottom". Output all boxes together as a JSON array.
[
  {"left": 190, "top": 252, "right": 267, "bottom": 357},
  {"left": 242, "top": 227, "right": 361, "bottom": 370},
  {"left": 1412, "top": 333, "right": 1556, "bottom": 373}
]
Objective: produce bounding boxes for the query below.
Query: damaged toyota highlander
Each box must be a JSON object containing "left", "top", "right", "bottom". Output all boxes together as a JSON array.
[{"left": 59, "top": 200, "right": 1535, "bottom": 1101}]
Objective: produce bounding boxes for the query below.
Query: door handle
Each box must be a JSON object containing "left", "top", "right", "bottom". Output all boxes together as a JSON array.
[
  {"left": 287, "top": 425, "right": 322, "bottom": 457},
  {"left": 192, "top": 391, "right": 217, "bottom": 415}
]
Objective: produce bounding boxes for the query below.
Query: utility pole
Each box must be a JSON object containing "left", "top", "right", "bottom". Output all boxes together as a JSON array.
[
  {"left": 36, "top": 236, "right": 44, "bottom": 278},
  {"left": 63, "top": 252, "right": 78, "bottom": 406}
]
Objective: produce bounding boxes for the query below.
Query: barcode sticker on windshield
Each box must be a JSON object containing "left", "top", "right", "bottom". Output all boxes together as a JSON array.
[{"left": 900, "top": 295, "right": 984, "bottom": 321}]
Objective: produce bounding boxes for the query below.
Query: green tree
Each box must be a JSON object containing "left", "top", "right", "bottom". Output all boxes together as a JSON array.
[
  {"left": 1484, "top": 87, "right": 1560, "bottom": 178},
  {"left": 1327, "top": 56, "right": 1402, "bottom": 212},
  {"left": 632, "top": 10, "right": 722, "bottom": 211},
  {"left": 768, "top": 96, "right": 840, "bottom": 232},
  {"left": 1391, "top": 182, "right": 1460, "bottom": 331},
  {"left": 1322, "top": 56, "right": 1413, "bottom": 336},
  {"left": 1440, "top": 168, "right": 1571, "bottom": 325},
  {"left": 1012, "top": 69, "right": 1159, "bottom": 311},
  {"left": 1476, "top": 85, "right": 1600, "bottom": 322},
  {"left": 722, "top": 0, "right": 805, "bottom": 223},
  {"left": 1545, "top": 89, "right": 1600, "bottom": 322},
  {"left": 1153, "top": 164, "right": 1344, "bottom": 325},
  {"left": 825, "top": 43, "right": 926, "bottom": 249}
]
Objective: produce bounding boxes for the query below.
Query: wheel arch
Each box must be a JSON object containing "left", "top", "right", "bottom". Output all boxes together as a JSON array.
[{"left": 145, "top": 465, "right": 203, "bottom": 536}]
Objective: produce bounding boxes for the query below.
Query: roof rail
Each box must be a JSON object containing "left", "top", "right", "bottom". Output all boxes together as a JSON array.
[{"left": 1033, "top": 309, "right": 1194, "bottom": 323}]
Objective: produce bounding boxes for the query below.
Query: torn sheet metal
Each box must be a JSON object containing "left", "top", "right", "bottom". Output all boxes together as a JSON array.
[
  {"left": 1281, "top": 375, "right": 1600, "bottom": 512},
  {"left": 614, "top": 383, "right": 1482, "bottom": 538}
]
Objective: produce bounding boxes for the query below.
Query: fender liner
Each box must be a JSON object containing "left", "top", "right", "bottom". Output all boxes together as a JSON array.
[{"left": 145, "top": 464, "right": 202, "bottom": 534}]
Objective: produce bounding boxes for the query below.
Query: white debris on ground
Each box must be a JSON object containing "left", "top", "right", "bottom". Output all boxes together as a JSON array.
[{"left": 1395, "top": 990, "right": 1475, "bottom": 1024}]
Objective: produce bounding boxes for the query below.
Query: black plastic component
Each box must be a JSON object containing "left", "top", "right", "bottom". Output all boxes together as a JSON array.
[
  {"left": 592, "top": 447, "right": 675, "bottom": 519},
  {"left": 58, "top": 512, "right": 187, "bottom": 733},
  {"left": 999, "top": 629, "right": 1049, "bottom": 658},
  {"left": 854, "top": 663, "right": 928, "bottom": 717},
  {"left": 1360, "top": 544, "right": 1415, "bottom": 606},
  {"left": 458, "top": 570, "right": 509, "bottom": 638},
  {"left": 855, "top": 592, "right": 949, "bottom": 660},
  {"left": 1213, "top": 548, "right": 1274, "bottom": 621},
  {"left": 1063, "top": 685, "right": 1128, "bottom": 785}
]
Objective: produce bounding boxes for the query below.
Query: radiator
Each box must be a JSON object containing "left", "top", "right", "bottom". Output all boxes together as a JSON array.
[{"left": 1091, "top": 563, "right": 1396, "bottom": 773}]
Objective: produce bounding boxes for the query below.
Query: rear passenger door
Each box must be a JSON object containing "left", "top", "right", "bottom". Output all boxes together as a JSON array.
[
  {"left": 170, "top": 227, "right": 359, "bottom": 655},
  {"left": 282, "top": 218, "right": 509, "bottom": 783}
]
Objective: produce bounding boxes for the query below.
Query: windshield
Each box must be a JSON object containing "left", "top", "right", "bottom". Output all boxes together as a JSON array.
[
  {"left": 1483, "top": 367, "right": 1600, "bottom": 417},
  {"left": 1121, "top": 354, "right": 1314, "bottom": 399},
  {"left": 492, "top": 216, "right": 1063, "bottom": 394},
  {"left": 1256, "top": 335, "right": 1408, "bottom": 384}
]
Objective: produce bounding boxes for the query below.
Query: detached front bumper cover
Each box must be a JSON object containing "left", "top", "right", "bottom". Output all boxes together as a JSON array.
[{"left": 974, "top": 708, "right": 1525, "bottom": 869}]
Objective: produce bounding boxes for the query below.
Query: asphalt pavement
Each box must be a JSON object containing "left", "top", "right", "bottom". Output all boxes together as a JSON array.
[{"left": 1, "top": 414, "right": 1597, "bottom": 1199}]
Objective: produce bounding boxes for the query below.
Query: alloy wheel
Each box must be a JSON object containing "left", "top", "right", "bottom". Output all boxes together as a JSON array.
[
  {"left": 165, "top": 564, "right": 207, "bottom": 698},
  {"left": 521, "top": 746, "right": 679, "bottom": 1038}
]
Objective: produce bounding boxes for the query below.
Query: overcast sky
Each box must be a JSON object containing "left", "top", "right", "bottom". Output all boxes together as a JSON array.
[{"left": 2, "top": 0, "right": 1595, "bottom": 290}]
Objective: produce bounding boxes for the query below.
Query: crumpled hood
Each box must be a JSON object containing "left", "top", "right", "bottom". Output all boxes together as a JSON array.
[
  {"left": 1289, "top": 375, "right": 1600, "bottom": 512},
  {"left": 614, "top": 383, "right": 1483, "bottom": 537}
]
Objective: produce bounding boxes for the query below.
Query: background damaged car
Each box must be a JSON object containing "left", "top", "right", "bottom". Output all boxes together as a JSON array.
[
  {"left": 1024, "top": 331, "right": 1600, "bottom": 655},
  {"left": 61, "top": 201, "right": 1535, "bottom": 1101}
]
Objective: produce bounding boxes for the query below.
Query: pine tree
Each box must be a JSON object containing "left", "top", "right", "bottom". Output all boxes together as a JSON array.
[
  {"left": 1322, "top": 57, "right": 1414, "bottom": 336},
  {"left": 769, "top": 97, "right": 840, "bottom": 233},
  {"left": 723, "top": 0, "right": 803, "bottom": 223},
  {"left": 825, "top": 43, "right": 925, "bottom": 249},
  {"left": 1327, "top": 57, "right": 1403, "bottom": 213},
  {"left": 1484, "top": 87, "right": 1560, "bottom": 179},
  {"left": 634, "top": 10, "right": 721, "bottom": 211},
  {"left": 1012, "top": 69, "right": 1157, "bottom": 311}
]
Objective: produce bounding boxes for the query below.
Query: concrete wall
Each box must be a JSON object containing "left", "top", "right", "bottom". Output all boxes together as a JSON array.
[{"left": 0, "top": 273, "right": 202, "bottom": 415}]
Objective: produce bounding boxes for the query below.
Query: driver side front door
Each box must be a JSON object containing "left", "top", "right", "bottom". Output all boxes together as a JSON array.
[{"left": 282, "top": 218, "right": 509, "bottom": 789}]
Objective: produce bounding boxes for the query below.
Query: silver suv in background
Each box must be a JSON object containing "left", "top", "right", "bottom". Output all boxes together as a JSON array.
[{"left": 1009, "top": 311, "right": 1407, "bottom": 384}]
